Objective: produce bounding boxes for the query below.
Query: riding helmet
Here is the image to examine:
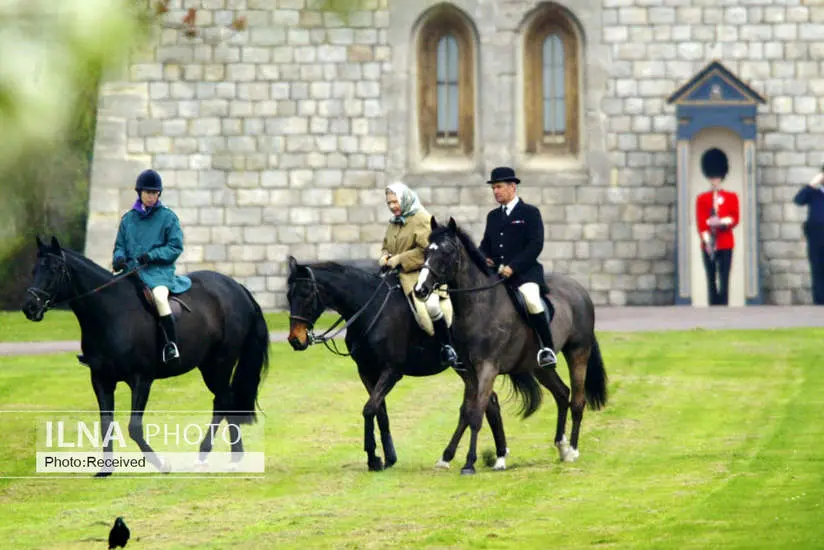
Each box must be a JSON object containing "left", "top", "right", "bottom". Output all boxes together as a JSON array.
[{"left": 135, "top": 169, "right": 163, "bottom": 192}]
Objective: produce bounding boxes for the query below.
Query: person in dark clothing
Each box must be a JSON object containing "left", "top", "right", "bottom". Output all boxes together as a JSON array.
[
  {"left": 479, "top": 166, "right": 556, "bottom": 368},
  {"left": 793, "top": 166, "right": 824, "bottom": 305},
  {"left": 113, "top": 169, "right": 191, "bottom": 364}
]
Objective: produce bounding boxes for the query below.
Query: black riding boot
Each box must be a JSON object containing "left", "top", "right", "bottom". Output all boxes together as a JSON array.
[
  {"left": 158, "top": 314, "right": 180, "bottom": 365},
  {"left": 529, "top": 312, "right": 557, "bottom": 368},
  {"left": 432, "top": 317, "right": 460, "bottom": 369}
]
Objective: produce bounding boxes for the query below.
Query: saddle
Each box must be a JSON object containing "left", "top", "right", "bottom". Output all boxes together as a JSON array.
[
  {"left": 76, "top": 283, "right": 191, "bottom": 369},
  {"left": 504, "top": 283, "right": 554, "bottom": 327},
  {"left": 140, "top": 285, "right": 191, "bottom": 320}
]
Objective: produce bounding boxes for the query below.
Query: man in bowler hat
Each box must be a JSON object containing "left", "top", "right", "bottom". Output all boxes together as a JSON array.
[
  {"left": 695, "top": 148, "right": 739, "bottom": 306},
  {"left": 479, "top": 166, "right": 556, "bottom": 367}
]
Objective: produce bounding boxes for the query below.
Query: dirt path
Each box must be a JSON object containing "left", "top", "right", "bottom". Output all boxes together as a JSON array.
[{"left": 1, "top": 306, "right": 821, "bottom": 357}]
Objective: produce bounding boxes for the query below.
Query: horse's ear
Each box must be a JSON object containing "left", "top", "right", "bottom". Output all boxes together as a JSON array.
[
  {"left": 50, "top": 236, "right": 61, "bottom": 251},
  {"left": 287, "top": 255, "right": 297, "bottom": 273},
  {"left": 448, "top": 217, "right": 457, "bottom": 231},
  {"left": 35, "top": 235, "right": 44, "bottom": 250},
  {"left": 430, "top": 216, "right": 438, "bottom": 230}
]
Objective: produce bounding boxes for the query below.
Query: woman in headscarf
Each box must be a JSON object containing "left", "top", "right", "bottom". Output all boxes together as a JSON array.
[{"left": 379, "top": 182, "right": 458, "bottom": 368}]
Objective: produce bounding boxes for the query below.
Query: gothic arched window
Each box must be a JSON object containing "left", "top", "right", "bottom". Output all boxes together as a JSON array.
[
  {"left": 417, "top": 7, "right": 476, "bottom": 157},
  {"left": 524, "top": 6, "right": 580, "bottom": 155}
]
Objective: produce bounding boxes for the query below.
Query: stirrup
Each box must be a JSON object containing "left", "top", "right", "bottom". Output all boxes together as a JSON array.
[
  {"left": 441, "top": 345, "right": 463, "bottom": 370},
  {"left": 537, "top": 347, "right": 557, "bottom": 368},
  {"left": 162, "top": 342, "right": 180, "bottom": 363}
]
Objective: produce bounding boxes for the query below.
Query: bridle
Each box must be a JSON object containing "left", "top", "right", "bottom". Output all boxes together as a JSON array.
[
  {"left": 288, "top": 266, "right": 400, "bottom": 356},
  {"left": 26, "top": 251, "right": 144, "bottom": 314}
]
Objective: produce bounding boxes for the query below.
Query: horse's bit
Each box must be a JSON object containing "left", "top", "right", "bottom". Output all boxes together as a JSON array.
[{"left": 289, "top": 267, "right": 399, "bottom": 357}]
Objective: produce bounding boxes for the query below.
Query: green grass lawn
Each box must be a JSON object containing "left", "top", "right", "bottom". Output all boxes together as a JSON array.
[
  {"left": 0, "top": 310, "right": 340, "bottom": 342},
  {"left": 0, "top": 330, "right": 823, "bottom": 548}
]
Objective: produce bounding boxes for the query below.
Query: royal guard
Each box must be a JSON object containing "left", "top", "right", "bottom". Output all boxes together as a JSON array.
[{"left": 695, "top": 148, "right": 740, "bottom": 306}]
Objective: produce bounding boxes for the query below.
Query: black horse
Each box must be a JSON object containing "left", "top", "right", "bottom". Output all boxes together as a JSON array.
[
  {"left": 414, "top": 218, "right": 608, "bottom": 474},
  {"left": 22, "top": 236, "right": 270, "bottom": 476},
  {"left": 286, "top": 256, "right": 513, "bottom": 472}
]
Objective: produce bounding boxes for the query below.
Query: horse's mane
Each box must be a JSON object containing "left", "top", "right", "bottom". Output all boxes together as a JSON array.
[
  {"left": 62, "top": 247, "right": 114, "bottom": 280},
  {"left": 430, "top": 223, "right": 494, "bottom": 277},
  {"left": 296, "top": 261, "right": 381, "bottom": 285}
]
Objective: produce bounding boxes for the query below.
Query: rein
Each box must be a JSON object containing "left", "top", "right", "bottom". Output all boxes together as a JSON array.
[
  {"left": 423, "top": 262, "right": 507, "bottom": 294},
  {"left": 26, "top": 252, "right": 145, "bottom": 312},
  {"left": 289, "top": 267, "right": 400, "bottom": 357},
  {"left": 446, "top": 277, "right": 507, "bottom": 293}
]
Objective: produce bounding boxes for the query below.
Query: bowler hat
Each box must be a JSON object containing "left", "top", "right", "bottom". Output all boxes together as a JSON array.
[{"left": 487, "top": 166, "right": 520, "bottom": 184}]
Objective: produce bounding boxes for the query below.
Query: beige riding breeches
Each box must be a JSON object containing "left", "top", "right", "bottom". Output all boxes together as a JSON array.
[
  {"left": 413, "top": 291, "right": 444, "bottom": 321},
  {"left": 408, "top": 285, "right": 453, "bottom": 335},
  {"left": 152, "top": 285, "right": 172, "bottom": 317},
  {"left": 518, "top": 282, "right": 545, "bottom": 314}
]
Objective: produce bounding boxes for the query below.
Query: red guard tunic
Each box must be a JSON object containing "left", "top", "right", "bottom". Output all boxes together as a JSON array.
[{"left": 695, "top": 189, "right": 740, "bottom": 250}]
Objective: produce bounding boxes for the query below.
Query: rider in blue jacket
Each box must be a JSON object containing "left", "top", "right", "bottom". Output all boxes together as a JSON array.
[{"left": 112, "top": 169, "right": 191, "bottom": 365}]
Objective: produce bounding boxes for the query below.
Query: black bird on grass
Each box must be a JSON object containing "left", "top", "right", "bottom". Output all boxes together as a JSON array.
[{"left": 108, "top": 517, "right": 130, "bottom": 549}]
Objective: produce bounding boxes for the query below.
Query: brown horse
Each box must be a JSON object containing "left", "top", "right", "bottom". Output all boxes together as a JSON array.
[
  {"left": 286, "top": 256, "right": 513, "bottom": 472},
  {"left": 22, "top": 236, "right": 270, "bottom": 476}
]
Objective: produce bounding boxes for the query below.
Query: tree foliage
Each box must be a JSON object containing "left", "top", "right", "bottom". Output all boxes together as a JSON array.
[{"left": 0, "top": 0, "right": 362, "bottom": 309}]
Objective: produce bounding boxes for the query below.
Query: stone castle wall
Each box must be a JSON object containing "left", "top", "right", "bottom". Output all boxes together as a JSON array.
[{"left": 85, "top": 0, "right": 824, "bottom": 309}]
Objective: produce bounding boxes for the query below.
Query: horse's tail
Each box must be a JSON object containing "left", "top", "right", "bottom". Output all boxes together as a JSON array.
[
  {"left": 229, "top": 286, "right": 271, "bottom": 425},
  {"left": 506, "top": 372, "right": 543, "bottom": 419},
  {"left": 585, "top": 335, "right": 608, "bottom": 411}
]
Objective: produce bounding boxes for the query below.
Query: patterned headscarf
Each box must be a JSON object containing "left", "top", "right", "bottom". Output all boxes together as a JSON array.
[{"left": 385, "top": 182, "right": 426, "bottom": 225}]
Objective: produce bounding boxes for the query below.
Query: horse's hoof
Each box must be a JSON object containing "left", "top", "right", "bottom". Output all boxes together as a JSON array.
[
  {"left": 158, "top": 457, "right": 172, "bottom": 474},
  {"left": 193, "top": 459, "right": 209, "bottom": 471},
  {"left": 561, "top": 447, "right": 580, "bottom": 463},
  {"left": 555, "top": 437, "right": 569, "bottom": 459},
  {"left": 384, "top": 457, "right": 397, "bottom": 469},
  {"left": 434, "top": 459, "right": 450, "bottom": 470},
  {"left": 492, "top": 457, "right": 507, "bottom": 471},
  {"left": 460, "top": 466, "right": 476, "bottom": 475},
  {"left": 227, "top": 462, "right": 239, "bottom": 473},
  {"left": 94, "top": 470, "right": 113, "bottom": 478},
  {"left": 367, "top": 458, "right": 384, "bottom": 472}
]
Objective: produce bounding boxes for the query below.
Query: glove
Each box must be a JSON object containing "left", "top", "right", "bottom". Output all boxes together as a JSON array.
[
  {"left": 137, "top": 253, "right": 151, "bottom": 265},
  {"left": 378, "top": 254, "right": 390, "bottom": 267},
  {"left": 112, "top": 257, "right": 127, "bottom": 272}
]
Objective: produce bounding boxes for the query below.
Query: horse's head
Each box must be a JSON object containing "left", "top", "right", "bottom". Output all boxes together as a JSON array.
[
  {"left": 286, "top": 255, "right": 324, "bottom": 351},
  {"left": 414, "top": 217, "right": 461, "bottom": 301},
  {"left": 22, "top": 236, "right": 71, "bottom": 322}
]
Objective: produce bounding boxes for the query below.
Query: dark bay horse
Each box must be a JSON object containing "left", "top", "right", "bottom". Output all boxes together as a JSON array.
[
  {"left": 22, "top": 237, "right": 270, "bottom": 476},
  {"left": 414, "top": 218, "right": 608, "bottom": 474},
  {"left": 286, "top": 256, "right": 513, "bottom": 471}
]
